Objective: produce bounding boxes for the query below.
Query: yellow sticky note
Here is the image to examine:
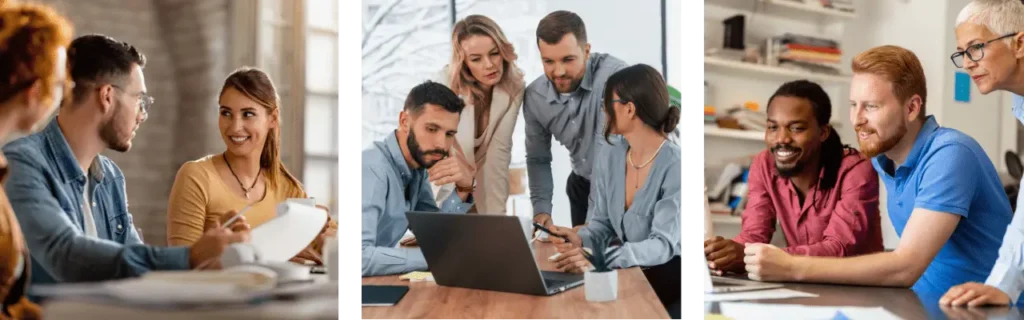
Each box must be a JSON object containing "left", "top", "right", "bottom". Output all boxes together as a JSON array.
[
  {"left": 705, "top": 314, "right": 733, "bottom": 320},
  {"left": 399, "top": 271, "right": 433, "bottom": 281}
]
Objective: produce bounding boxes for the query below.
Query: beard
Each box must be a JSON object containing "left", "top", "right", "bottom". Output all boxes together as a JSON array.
[
  {"left": 549, "top": 74, "right": 582, "bottom": 93},
  {"left": 856, "top": 121, "right": 906, "bottom": 158},
  {"left": 100, "top": 101, "right": 132, "bottom": 153},
  {"left": 772, "top": 144, "right": 804, "bottom": 177},
  {"left": 406, "top": 129, "right": 448, "bottom": 168}
]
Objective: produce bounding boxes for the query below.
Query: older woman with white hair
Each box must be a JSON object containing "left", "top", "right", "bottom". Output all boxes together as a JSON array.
[{"left": 941, "top": 0, "right": 1024, "bottom": 308}]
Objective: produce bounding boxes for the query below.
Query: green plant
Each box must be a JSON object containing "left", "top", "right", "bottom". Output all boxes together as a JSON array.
[
  {"left": 668, "top": 84, "right": 680, "bottom": 108},
  {"left": 585, "top": 238, "right": 620, "bottom": 273}
]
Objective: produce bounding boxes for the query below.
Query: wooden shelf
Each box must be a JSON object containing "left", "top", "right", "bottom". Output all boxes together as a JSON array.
[
  {"left": 712, "top": 214, "right": 742, "bottom": 225},
  {"left": 705, "top": 125, "right": 763, "bottom": 142},
  {"left": 705, "top": 56, "right": 851, "bottom": 84},
  {"left": 762, "top": 0, "right": 856, "bottom": 19}
]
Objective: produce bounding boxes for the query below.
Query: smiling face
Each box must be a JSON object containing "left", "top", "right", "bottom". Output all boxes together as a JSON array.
[
  {"left": 954, "top": 23, "right": 1023, "bottom": 94},
  {"left": 460, "top": 34, "right": 504, "bottom": 89},
  {"left": 218, "top": 87, "right": 277, "bottom": 158},
  {"left": 848, "top": 72, "right": 911, "bottom": 158},
  {"left": 766, "top": 96, "right": 826, "bottom": 177}
]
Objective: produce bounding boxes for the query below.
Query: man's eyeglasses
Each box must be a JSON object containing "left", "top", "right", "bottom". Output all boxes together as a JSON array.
[
  {"left": 951, "top": 33, "right": 1020, "bottom": 68},
  {"left": 110, "top": 84, "right": 154, "bottom": 114}
]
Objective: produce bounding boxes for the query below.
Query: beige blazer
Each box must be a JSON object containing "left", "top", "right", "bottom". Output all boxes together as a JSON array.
[{"left": 430, "top": 66, "right": 524, "bottom": 215}]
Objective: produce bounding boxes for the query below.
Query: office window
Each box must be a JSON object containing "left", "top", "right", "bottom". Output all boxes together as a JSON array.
[
  {"left": 361, "top": 0, "right": 452, "bottom": 149},
  {"left": 303, "top": 0, "right": 339, "bottom": 214},
  {"left": 252, "top": 0, "right": 339, "bottom": 214}
]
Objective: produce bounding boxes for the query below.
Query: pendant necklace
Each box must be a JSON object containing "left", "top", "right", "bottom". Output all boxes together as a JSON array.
[
  {"left": 224, "top": 153, "right": 259, "bottom": 200},
  {"left": 627, "top": 139, "right": 667, "bottom": 188}
]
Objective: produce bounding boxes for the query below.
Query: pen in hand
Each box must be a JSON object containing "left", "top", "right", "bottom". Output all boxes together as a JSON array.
[
  {"left": 533, "top": 223, "right": 592, "bottom": 259},
  {"left": 221, "top": 205, "right": 253, "bottom": 230},
  {"left": 194, "top": 205, "right": 253, "bottom": 270}
]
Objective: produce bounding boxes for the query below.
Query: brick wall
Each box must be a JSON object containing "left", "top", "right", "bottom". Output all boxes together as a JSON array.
[{"left": 41, "top": 0, "right": 233, "bottom": 246}]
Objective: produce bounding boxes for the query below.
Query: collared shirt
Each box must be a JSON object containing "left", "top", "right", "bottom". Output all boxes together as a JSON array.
[
  {"left": 523, "top": 52, "right": 627, "bottom": 215},
  {"left": 578, "top": 139, "right": 680, "bottom": 268},
  {"left": 3, "top": 119, "right": 190, "bottom": 287},
  {"left": 734, "top": 149, "right": 884, "bottom": 257},
  {"left": 875, "top": 116, "right": 1011, "bottom": 294},
  {"left": 986, "top": 94, "right": 1024, "bottom": 303},
  {"left": 362, "top": 132, "right": 472, "bottom": 277}
]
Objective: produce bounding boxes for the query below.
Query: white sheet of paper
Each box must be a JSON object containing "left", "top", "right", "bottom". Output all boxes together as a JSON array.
[
  {"left": 705, "top": 288, "right": 818, "bottom": 302},
  {"left": 251, "top": 202, "right": 327, "bottom": 261},
  {"left": 718, "top": 302, "right": 901, "bottom": 320}
]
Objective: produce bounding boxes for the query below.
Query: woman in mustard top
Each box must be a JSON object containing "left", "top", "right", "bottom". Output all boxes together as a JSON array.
[
  {"left": 166, "top": 67, "right": 335, "bottom": 263},
  {"left": 0, "top": 2, "right": 73, "bottom": 318}
]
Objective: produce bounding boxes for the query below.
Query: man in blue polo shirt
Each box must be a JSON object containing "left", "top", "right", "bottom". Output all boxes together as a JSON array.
[{"left": 740, "top": 45, "right": 1011, "bottom": 295}]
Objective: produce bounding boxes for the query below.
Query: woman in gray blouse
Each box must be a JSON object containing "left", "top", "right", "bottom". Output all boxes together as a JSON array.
[{"left": 550, "top": 64, "right": 680, "bottom": 317}]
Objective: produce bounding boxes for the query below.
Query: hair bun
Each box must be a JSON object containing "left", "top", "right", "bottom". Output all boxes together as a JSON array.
[{"left": 661, "top": 106, "right": 680, "bottom": 133}]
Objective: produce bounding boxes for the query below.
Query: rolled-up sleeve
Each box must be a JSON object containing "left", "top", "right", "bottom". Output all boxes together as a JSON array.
[
  {"left": 5, "top": 152, "right": 189, "bottom": 283},
  {"left": 524, "top": 94, "right": 554, "bottom": 216}
]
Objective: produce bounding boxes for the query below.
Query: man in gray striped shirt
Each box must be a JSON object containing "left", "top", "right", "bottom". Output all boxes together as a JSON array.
[{"left": 525, "top": 10, "right": 626, "bottom": 230}]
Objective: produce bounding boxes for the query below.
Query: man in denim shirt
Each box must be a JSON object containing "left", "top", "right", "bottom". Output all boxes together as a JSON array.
[
  {"left": 3, "top": 35, "right": 246, "bottom": 287},
  {"left": 362, "top": 81, "right": 475, "bottom": 276}
]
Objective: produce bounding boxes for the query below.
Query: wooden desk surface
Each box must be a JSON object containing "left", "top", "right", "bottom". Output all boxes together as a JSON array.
[
  {"left": 362, "top": 241, "right": 669, "bottom": 319},
  {"left": 708, "top": 281, "right": 1024, "bottom": 320}
]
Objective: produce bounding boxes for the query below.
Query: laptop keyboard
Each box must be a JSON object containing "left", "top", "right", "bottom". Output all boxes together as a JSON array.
[
  {"left": 542, "top": 271, "right": 582, "bottom": 291},
  {"left": 545, "top": 278, "right": 574, "bottom": 289}
]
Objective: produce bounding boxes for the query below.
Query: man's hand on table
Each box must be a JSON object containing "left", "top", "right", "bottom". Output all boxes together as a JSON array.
[
  {"left": 704, "top": 236, "right": 745, "bottom": 275},
  {"left": 940, "top": 282, "right": 1011, "bottom": 308},
  {"left": 743, "top": 243, "right": 795, "bottom": 282}
]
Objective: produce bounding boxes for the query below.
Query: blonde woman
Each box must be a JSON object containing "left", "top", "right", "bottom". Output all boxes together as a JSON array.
[{"left": 431, "top": 15, "right": 525, "bottom": 215}]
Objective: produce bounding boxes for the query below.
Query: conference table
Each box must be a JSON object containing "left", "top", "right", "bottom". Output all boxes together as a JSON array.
[
  {"left": 706, "top": 279, "right": 1024, "bottom": 319},
  {"left": 362, "top": 241, "right": 670, "bottom": 318}
]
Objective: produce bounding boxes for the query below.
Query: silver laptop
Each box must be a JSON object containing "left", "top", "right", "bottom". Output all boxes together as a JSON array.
[
  {"left": 703, "top": 253, "right": 783, "bottom": 293},
  {"left": 405, "top": 211, "right": 584, "bottom": 296}
]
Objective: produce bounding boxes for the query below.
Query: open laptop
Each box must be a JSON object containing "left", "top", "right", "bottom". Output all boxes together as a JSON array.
[
  {"left": 703, "top": 251, "right": 783, "bottom": 293},
  {"left": 405, "top": 211, "right": 584, "bottom": 296}
]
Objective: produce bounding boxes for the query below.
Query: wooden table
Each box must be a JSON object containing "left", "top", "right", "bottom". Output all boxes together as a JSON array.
[
  {"left": 362, "top": 241, "right": 669, "bottom": 318},
  {"left": 707, "top": 280, "right": 1024, "bottom": 319}
]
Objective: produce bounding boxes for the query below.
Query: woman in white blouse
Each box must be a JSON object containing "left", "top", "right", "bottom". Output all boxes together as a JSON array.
[{"left": 431, "top": 15, "right": 525, "bottom": 215}]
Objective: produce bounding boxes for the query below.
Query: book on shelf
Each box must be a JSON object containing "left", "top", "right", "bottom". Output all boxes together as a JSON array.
[{"left": 766, "top": 33, "right": 843, "bottom": 72}]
